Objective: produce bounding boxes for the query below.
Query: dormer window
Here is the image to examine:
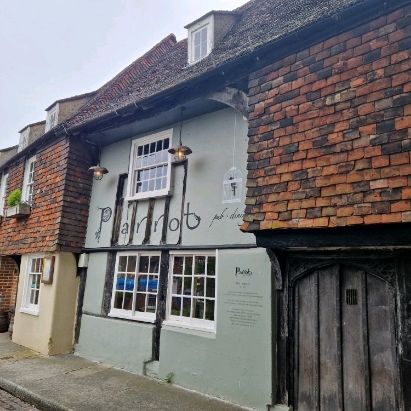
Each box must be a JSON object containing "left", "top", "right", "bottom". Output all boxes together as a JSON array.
[
  {"left": 186, "top": 11, "right": 239, "bottom": 65},
  {"left": 18, "top": 128, "right": 30, "bottom": 152},
  {"left": 192, "top": 25, "right": 209, "bottom": 62},
  {"left": 186, "top": 14, "right": 213, "bottom": 65},
  {"left": 45, "top": 105, "right": 59, "bottom": 132}
]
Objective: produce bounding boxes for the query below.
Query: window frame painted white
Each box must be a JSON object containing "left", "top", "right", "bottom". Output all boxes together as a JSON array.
[
  {"left": 187, "top": 14, "right": 214, "bottom": 64},
  {"left": 126, "top": 129, "right": 173, "bottom": 201},
  {"left": 0, "top": 173, "right": 9, "bottom": 216},
  {"left": 20, "top": 254, "right": 44, "bottom": 316},
  {"left": 165, "top": 250, "right": 217, "bottom": 333},
  {"left": 22, "top": 155, "right": 37, "bottom": 206},
  {"left": 109, "top": 251, "right": 162, "bottom": 323},
  {"left": 45, "top": 104, "right": 59, "bottom": 132}
]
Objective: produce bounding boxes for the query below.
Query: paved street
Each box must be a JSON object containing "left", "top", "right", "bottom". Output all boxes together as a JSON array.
[
  {"left": 0, "top": 334, "right": 245, "bottom": 411},
  {"left": 0, "top": 389, "right": 37, "bottom": 410}
]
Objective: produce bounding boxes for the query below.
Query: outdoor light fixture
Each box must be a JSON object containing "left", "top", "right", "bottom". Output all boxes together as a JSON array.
[
  {"left": 89, "top": 165, "right": 109, "bottom": 181},
  {"left": 168, "top": 107, "right": 192, "bottom": 162},
  {"left": 88, "top": 143, "right": 109, "bottom": 180}
]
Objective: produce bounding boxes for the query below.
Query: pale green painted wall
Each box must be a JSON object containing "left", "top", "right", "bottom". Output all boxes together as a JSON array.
[
  {"left": 77, "top": 108, "right": 273, "bottom": 410},
  {"left": 77, "top": 248, "right": 273, "bottom": 410},
  {"left": 159, "top": 248, "right": 273, "bottom": 410},
  {"left": 84, "top": 108, "right": 255, "bottom": 248},
  {"left": 75, "top": 315, "right": 153, "bottom": 373},
  {"left": 82, "top": 252, "right": 107, "bottom": 315}
]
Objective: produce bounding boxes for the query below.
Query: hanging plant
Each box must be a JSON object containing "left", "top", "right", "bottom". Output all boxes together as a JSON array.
[{"left": 7, "top": 189, "right": 22, "bottom": 207}]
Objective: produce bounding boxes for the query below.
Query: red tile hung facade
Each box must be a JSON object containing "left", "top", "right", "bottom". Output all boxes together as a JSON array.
[
  {"left": 0, "top": 136, "right": 93, "bottom": 254},
  {"left": 243, "top": 6, "right": 411, "bottom": 232}
]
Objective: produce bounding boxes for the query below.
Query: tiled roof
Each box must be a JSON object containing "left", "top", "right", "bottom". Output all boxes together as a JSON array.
[
  {"left": 66, "top": 34, "right": 177, "bottom": 128},
  {"left": 66, "top": 0, "right": 366, "bottom": 131}
]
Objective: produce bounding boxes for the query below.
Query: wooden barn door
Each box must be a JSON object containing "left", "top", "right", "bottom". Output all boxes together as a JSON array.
[{"left": 293, "top": 264, "right": 399, "bottom": 411}]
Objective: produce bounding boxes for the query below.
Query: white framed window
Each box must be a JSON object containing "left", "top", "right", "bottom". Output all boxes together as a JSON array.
[
  {"left": 187, "top": 14, "right": 214, "bottom": 64},
  {"left": 192, "top": 25, "right": 209, "bottom": 62},
  {"left": 126, "top": 129, "right": 172, "bottom": 201},
  {"left": 110, "top": 252, "right": 161, "bottom": 322},
  {"left": 21, "top": 255, "right": 43, "bottom": 316},
  {"left": 18, "top": 128, "right": 30, "bottom": 152},
  {"left": 0, "top": 173, "right": 8, "bottom": 216},
  {"left": 22, "top": 155, "right": 36, "bottom": 206},
  {"left": 167, "top": 251, "right": 216, "bottom": 332},
  {"left": 45, "top": 105, "right": 59, "bottom": 132}
]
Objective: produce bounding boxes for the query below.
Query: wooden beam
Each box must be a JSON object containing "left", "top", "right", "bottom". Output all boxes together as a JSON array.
[
  {"left": 207, "top": 87, "right": 249, "bottom": 117},
  {"left": 255, "top": 224, "right": 411, "bottom": 249}
]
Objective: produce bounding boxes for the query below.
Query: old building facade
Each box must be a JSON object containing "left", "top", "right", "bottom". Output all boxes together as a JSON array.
[
  {"left": 0, "top": 94, "right": 95, "bottom": 355},
  {"left": 0, "top": 0, "right": 409, "bottom": 410},
  {"left": 243, "top": 2, "right": 411, "bottom": 410}
]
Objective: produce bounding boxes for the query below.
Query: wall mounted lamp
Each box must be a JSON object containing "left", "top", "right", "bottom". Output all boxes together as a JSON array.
[
  {"left": 88, "top": 143, "right": 109, "bottom": 180},
  {"left": 89, "top": 165, "right": 109, "bottom": 181},
  {"left": 168, "top": 107, "right": 192, "bottom": 162}
]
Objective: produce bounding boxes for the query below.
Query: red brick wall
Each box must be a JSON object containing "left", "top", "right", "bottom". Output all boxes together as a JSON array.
[
  {"left": 0, "top": 257, "right": 18, "bottom": 312},
  {"left": 0, "top": 136, "right": 93, "bottom": 254},
  {"left": 243, "top": 6, "right": 411, "bottom": 232},
  {"left": 58, "top": 137, "right": 94, "bottom": 252}
]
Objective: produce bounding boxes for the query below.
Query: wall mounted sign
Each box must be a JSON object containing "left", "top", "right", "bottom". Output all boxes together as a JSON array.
[{"left": 42, "top": 256, "right": 55, "bottom": 285}]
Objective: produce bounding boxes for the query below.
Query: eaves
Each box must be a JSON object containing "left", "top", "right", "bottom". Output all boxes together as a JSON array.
[{"left": 64, "top": 0, "right": 410, "bottom": 138}]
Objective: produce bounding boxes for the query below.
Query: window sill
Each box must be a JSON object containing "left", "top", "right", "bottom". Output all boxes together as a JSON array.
[
  {"left": 162, "top": 320, "right": 216, "bottom": 338},
  {"left": 20, "top": 307, "right": 39, "bottom": 317},
  {"left": 5, "top": 204, "right": 31, "bottom": 218},
  {"left": 125, "top": 188, "right": 170, "bottom": 202},
  {"left": 108, "top": 311, "right": 155, "bottom": 324}
]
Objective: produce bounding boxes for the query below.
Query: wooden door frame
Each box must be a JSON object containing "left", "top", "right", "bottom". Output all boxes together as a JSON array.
[{"left": 272, "top": 250, "right": 406, "bottom": 411}]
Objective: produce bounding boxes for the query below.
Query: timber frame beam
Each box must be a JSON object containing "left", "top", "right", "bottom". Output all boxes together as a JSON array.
[{"left": 207, "top": 87, "right": 249, "bottom": 118}]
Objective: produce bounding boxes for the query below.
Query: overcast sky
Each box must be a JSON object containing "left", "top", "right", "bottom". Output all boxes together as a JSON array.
[{"left": 0, "top": 0, "right": 248, "bottom": 150}]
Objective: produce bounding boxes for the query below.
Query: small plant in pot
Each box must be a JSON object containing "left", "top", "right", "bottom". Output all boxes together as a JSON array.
[
  {"left": 5, "top": 189, "right": 31, "bottom": 218},
  {"left": 7, "top": 189, "right": 22, "bottom": 207}
]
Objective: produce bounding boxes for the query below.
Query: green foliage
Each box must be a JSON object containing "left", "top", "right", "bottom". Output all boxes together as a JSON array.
[
  {"left": 7, "top": 189, "right": 22, "bottom": 207},
  {"left": 165, "top": 372, "right": 175, "bottom": 384}
]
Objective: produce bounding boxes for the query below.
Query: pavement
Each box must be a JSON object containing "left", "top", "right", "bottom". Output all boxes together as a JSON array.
[
  {"left": 0, "top": 333, "right": 245, "bottom": 411},
  {"left": 0, "top": 389, "right": 38, "bottom": 410}
]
